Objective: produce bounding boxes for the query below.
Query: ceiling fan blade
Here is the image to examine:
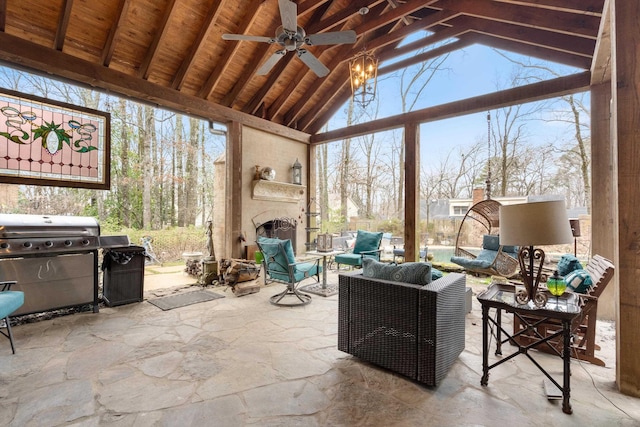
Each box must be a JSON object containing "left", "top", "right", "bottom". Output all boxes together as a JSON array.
[
  {"left": 257, "top": 50, "right": 287, "bottom": 75},
  {"left": 222, "top": 34, "right": 274, "bottom": 43},
  {"left": 305, "top": 30, "right": 357, "bottom": 46},
  {"left": 278, "top": 0, "right": 297, "bottom": 34},
  {"left": 296, "top": 49, "right": 330, "bottom": 77}
]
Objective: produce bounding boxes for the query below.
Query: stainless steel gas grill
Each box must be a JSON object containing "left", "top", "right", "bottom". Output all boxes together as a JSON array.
[{"left": 0, "top": 214, "right": 100, "bottom": 316}]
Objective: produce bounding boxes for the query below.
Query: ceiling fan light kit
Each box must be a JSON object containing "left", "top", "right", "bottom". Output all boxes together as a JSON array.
[{"left": 222, "top": 0, "right": 356, "bottom": 77}]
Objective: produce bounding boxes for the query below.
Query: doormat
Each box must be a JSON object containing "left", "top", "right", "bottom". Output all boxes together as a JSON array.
[{"left": 147, "top": 290, "right": 225, "bottom": 311}]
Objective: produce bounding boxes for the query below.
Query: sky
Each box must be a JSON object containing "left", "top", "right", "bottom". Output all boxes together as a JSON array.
[{"left": 325, "top": 36, "right": 588, "bottom": 167}]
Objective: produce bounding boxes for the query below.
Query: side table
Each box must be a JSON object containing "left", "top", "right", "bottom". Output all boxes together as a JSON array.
[
  {"left": 477, "top": 283, "right": 582, "bottom": 414},
  {"left": 299, "top": 249, "right": 344, "bottom": 297}
]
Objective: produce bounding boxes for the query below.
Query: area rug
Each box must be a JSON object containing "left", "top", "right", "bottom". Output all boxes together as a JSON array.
[{"left": 147, "top": 290, "right": 225, "bottom": 311}]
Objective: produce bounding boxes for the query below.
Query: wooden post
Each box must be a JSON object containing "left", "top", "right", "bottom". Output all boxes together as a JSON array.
[
  {"left": 590, "top": 82, "right": 617, "bottom": 321},
  {"left": 227, "top": 121, "right": 244, "bottom": 259},
  {"left": 404, "top": 122, "right": 420, "bottom": 262},
  {"left": 613, "top": 0, "right": 640, "bottom": 397}
]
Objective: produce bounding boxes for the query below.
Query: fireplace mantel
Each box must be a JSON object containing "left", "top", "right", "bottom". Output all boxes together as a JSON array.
[{"left": 252, "top": 180, "right": 305, "bottom": 203}]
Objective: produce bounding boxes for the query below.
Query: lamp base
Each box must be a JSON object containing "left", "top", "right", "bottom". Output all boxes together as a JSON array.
[{"left": 516, "top": 246, "right": 548, "bottom": 307}]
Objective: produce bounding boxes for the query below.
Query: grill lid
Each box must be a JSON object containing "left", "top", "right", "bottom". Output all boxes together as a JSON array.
[{"left": 0, "top": 214, "right": 100, "bottom": 238}]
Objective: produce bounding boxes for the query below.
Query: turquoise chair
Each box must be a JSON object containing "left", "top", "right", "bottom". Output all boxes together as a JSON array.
[
  {"left": 334, "top": 230, "right": 384, "bottom": 269},
  {"left": 256, "top": 237, "right": 322, "bottom": 306},
  {"left": 0, "top": 281, "right": 24, "bottom": 354}
]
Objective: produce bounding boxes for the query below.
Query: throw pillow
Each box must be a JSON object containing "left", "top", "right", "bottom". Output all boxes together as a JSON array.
[
  {"left": 557, "top": 254, "right": 583, "bottom": 277},
  {"left": 565, "top": 268, "right": 593, "bottom": 293},
  {"left": 431, "top": 267, "right": 444, "bottom": 280},
  {"left": 362, "top": 258, "right": 432, "bottom": 285}
]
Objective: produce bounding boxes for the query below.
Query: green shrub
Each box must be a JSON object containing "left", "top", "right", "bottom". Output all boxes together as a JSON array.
[{"left": 102, "top": 227, "right": 208, "bottom": 262}]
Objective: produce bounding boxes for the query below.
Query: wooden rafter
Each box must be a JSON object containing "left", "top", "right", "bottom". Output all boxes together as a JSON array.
[
  {"left": 101, "top": 0, "right": 130, "bottom": 67},
  {"left": 172, "top": 0, "right": 227, "bottom": 90},
  {"left": 138, "top": 0, "right": 178, "bottom": 80},
  {"left": 54, "top": 0, "right": 74, "bottom": 51},
  {"left": 0, "top": 0, "right": 6, "bottom": 31}
]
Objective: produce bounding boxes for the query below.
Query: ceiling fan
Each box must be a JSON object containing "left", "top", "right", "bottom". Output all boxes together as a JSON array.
[{"left": 222, "top": 0, "right": 357, "bottom": 77}]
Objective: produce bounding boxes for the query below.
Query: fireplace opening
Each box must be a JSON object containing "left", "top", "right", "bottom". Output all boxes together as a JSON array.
[{"left": 256, "top": 217, "right": 297, "bottom": 254}]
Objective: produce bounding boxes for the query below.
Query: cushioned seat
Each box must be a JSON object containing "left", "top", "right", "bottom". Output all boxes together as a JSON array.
[
  {"left": 450, "top": 234, "right": 519, "bottom": 277},
  {"left": 334, "top": 230, "right": 383, "bottom": 269},
  {"left": 0, "top": 281, "right": 24, "bottom": 354},
  {"left": 256, "top": 237, "right": 322, "bottom": 306}
]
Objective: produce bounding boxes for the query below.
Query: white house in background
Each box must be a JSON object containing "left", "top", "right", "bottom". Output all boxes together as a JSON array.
[{"left": 327, "top": 192, "right": 358, "bottom": 220}]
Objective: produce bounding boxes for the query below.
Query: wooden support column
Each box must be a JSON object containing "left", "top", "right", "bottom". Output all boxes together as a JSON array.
[
  {"left": 226, "top": 121, "right": 244, "bottom": 259},
  {"left": 404, "top": 122, "right": 420, "bottom": 261},
  {"left": 613, "top": 0, "right": 640, "bottom": 397},
  {"left": 591, "top": 82, "right": 617, "bottom": 320}
]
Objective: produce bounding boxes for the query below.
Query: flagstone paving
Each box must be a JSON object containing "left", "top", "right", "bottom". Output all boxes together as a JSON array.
[{"left": 1, "top": 270, "right": 638, "bottom": 426}]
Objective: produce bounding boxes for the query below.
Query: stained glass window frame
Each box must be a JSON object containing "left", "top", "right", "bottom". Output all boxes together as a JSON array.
[{"left": 0, "top": 88, "right": 110, "bottom": 190}]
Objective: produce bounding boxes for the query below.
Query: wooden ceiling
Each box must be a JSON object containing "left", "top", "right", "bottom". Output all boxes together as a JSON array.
[{"left": 0, "top": 0, "right": 605, "bottom": 136}]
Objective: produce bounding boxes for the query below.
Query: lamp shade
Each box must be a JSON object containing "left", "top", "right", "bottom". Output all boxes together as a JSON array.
[{"left": 499, "top": 200, "right": 574, "bottom": 246}]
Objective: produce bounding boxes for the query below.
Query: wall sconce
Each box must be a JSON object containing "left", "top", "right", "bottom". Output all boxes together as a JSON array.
[{"left": 292, "top": 158, "right": 302, "bottom": 185}]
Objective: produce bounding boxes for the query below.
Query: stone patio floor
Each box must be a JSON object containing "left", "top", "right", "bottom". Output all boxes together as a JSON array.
[{"left": 1, "top": 267, "right": 639, "bottom": 426}]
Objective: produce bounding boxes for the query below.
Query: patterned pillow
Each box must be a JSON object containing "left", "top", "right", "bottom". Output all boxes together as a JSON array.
[
  {"left": 565, "top": 268, "right": 593, "bottom": 293},
  {"left": 362, "top": 258, "right": 432, "bottom": 285},
  {"left": 557, "top": 254, "right": 583, "bottom": 277},
  {"left": 431, "top": 267, "right": 444, "bottom": 280}
]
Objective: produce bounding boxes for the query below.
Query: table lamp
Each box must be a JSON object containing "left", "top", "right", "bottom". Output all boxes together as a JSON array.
[{"left": 499, "top": 200, "right": 573, "bottom": 307}]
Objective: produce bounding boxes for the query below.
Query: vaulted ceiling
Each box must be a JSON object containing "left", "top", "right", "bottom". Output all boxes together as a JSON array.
[{"left": 0, "top": 0, "right": 606, "bottom": 136}]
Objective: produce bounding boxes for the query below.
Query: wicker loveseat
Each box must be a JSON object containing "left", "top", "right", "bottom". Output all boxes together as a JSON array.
[{"left": 338, "top": 270, "right": 466, "bottom": 386}]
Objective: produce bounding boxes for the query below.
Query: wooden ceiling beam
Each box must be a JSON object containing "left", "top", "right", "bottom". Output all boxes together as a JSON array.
[
  {"left": 138, "top": 0, "right": 178, "bottom": 80},
  {"left": 306, "top": 0, "right": 386, "bottom": 35},
  {"left": 469, "top": 32, "right": 592, "bottom": 69},
  {"left": 54, "top": 0, "right": 74, "bottom": 50},
  {"left": 0, "top": 0, "right": 7, "bottom": 31},
  {"left": 433, "top": 0, "right": 601, "bottom": 38},
  {"left": 193, "top": 0, "right": 263, "bottom": 97},
  {"left": 172, "top": 0, "right": 228, "bottom": 90},
  {"left": 0, "top": 31, "right": 310, "bottom": 142},
  {"left": 101, "top": 0, "right": 131, "bottom": 67},
  {"left": 464, "top": 16, "right": 595, "bottom": 57},
  {"left": 311, "top": 71, "right": 590, "bottom": 142},
  {"left": 493, "top": 0, "right": 604, "bottom": 15}
]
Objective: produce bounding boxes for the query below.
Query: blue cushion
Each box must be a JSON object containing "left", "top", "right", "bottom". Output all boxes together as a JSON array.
[
  {"left": 335, "top": 253, "right": 367, "bottom": 267},
  {"left": 431, "top": 267, "right": 444, "bottom": 280},
  {"left": 363, "top": 258, "right": 432, "bottom": 285},
  {"left": 502, "top": 245, "right": 519, "bottom": 255},
  {"left": 565, "top": 269, "right": 592, "bottom": 293},
  {"left": 293, "top": 262, "right": 322, "bottom": 281},
  {"left": 257, "top": 237, "right": 295, "bottom": 264},
  {"left": 483, "top": 235, "right": 500, "bottom": 251},
  {"left": 353, "top": 230, "right": 383, "bottom": 255},
  {"left": 557, "top": 254, "right": 583, "bottom": 277},
  {"left": 0, "top": 291, "right": 24, "bottom": 318},
  {"left": 257, "top": 237, "right": 295, "bottom": 276},
  {"left": 450, "top": 255, "right": 493, "bottom": 270}
]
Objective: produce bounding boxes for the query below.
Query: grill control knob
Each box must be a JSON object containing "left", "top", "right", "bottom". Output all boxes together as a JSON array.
[
  {"left": 81, "top": 239, "right": 90, "bottom": 246},
  {"left": 0, "top": 242, "right": 8, "bottom": 249},
  {"left": 44, "top": 241, "right": 54, "bottom": 248},
  {"left": 23, "top": 242, "right": 32, "bottom": 248},
  {"left": 64, "top": 240, "right": 72, "bottom": 247}
]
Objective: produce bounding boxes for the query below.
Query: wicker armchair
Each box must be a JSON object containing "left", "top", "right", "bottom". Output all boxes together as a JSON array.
[{"left": 338, "top": 271, "right": 466, "bottom": 386}]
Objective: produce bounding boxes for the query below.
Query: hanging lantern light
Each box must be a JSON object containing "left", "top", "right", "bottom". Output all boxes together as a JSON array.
[
  {"left": 349, "top": 50, "right": 378, "bottom": 108},
  {"left": 349, "top": 7, "right": 378, "bottom": 108}
]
